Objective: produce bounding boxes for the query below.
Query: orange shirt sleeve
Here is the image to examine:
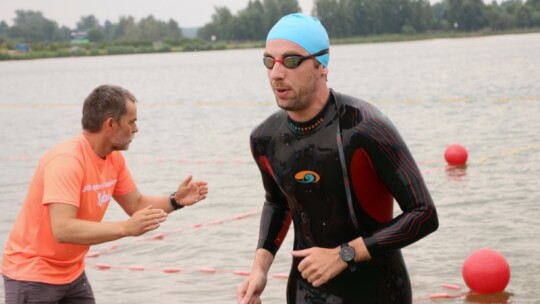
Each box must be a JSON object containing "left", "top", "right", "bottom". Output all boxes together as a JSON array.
[
  {"left": 111, "top": 151, "right": 136, "bottom": 196},
  {"left": 42, "top": 153, "right": 84, "bottom": 207}
]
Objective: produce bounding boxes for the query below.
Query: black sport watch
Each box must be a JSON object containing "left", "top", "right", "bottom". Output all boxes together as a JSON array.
[{"left": 339, "top": 243, "right": 356, "bottom": 272}]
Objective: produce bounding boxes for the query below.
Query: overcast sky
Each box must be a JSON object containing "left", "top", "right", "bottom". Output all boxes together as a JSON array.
[{"left": 0, "top": 0, "right": 315, "bottom": 28}]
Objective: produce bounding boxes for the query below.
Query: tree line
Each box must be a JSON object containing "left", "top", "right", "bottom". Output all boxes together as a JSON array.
[
  {"left": 0, "top": 11, "right": 183, "bottom": 43},
  {"left": 1, "top": 0, "right": 539, "bottom": 47},
  {"left": 199, "top": 0, "right": 540, "bottom": 41}
]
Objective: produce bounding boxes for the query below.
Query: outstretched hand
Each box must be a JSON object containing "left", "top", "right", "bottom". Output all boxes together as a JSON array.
[
  {"left": 173, "top": 175, "right": 208, "bottom": 207},
  {"left": 125, "top": 205, "right": 167, "bottom": 236}
]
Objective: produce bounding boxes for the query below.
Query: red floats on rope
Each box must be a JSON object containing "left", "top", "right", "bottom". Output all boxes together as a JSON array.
[
  {"left": 199, "top": 267, "right": 217, "bottom": 273},
  {"left": 95, "top": 263, "right": 111, "bottom": 270},
  {"left": 444, "top": 144, "right": 468, "bottom": 166},
  {"left": 462, "top": 248, "right": 511, "bottom": 294},
  {"left": 163, "top": 267, "right": 181, "bottom": 273},
  {"left": 271, "top": 273, "right": 289, "bottom": 279}
]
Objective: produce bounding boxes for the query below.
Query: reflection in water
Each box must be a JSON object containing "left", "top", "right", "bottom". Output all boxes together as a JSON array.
[
  {"left": 445, "top": 165, "right": 468, "bottom": 181},
  {"left": 465, "top": 291, "right": 513, "bottom": 303}
]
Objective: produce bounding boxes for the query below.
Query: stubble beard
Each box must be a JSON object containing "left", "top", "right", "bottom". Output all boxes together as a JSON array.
[
  {"left": 275, "top": 77, "right": 317, "bottom": 113},
  {"left": 111, "top": 131, "right": 133, "bottom": 151}
]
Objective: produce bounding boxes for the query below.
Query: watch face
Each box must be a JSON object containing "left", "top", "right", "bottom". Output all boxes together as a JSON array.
[{"left": 340, "top": 245, "right": 355, "bottom": 262}]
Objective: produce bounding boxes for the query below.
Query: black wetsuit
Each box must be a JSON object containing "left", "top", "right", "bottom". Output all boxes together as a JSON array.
[{"left": 250, "top": 89, "right": 438, "bottom": 303}]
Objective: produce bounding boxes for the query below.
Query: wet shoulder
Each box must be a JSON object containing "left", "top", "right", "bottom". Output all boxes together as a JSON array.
[
  {"left": 333, "top": 91, "right": 388, "bottom": 130},
  {"left": 250, "top": 109, "right": 288, "bottom": 139}
]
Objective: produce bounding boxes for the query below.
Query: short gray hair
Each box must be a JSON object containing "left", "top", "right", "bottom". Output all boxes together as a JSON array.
[{"left": 81, "top": 85, "right": 137, "bottom": 132}]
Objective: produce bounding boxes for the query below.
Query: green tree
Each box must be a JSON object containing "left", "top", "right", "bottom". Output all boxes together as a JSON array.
[
  {"left": 138, "top": 15, "right": 163, "bottom": 42},
  {"left": 408, "top": 0, "right": 433, "bottom": 32},
  {"left": 76, "top": 15, "right": 100, "bottom": 31},
  {"left": 485, "top": 2, "right": 512, "bottom": 29},
  {"left": 76, "top": 15, "right": 103, "bottom": 42},
  {"left": 0, "top": 21, "right": 8, "bottom": 37},
  {"left": 112, "top": 16, "right": 139, "bottom": 41},
  {"left": 164, "top": 19, "right": 183, "bottom": 40},
  {"left": 198, "top": 0, "right": 300, "bottom": 41},
  {"left": 234, "top": 0, "right": 266, "bottom": 40},
  {"left": 87, "top": 27, "right": 105, "bottom": 42},
  {"left": 444, "top": 0, "right": 487, "bottom": 31},
  {"left": 198, "top": 7, "right": 234, "bottom": 41},
  {"left": 314, "top": 0, "right": 351, "bottom": 37},
  {"left": 9, "top": 10, "right": 61, "bottom": 42},
  {"left": 263, "top": 0, "right": 302, "bottom": 34}
]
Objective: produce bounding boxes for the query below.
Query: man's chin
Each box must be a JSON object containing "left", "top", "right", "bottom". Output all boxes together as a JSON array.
[
  {"left": 276, "top": 98, "right": 296, "bottom": 112},
  {"left": 112, "top": 144, "right": 130, "bottom": 151}
]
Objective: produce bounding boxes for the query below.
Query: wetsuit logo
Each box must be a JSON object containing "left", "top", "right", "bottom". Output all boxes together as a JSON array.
[{"left": 295, "top": 171, "right": 320, "bottom": 184}]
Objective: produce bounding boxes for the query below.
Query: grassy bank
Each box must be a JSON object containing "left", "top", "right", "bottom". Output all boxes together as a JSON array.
[{"left": 1, "top": 28, "right": 538, "bottom": 61}]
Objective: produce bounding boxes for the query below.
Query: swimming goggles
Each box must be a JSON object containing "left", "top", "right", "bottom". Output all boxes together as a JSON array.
[{"left": 263, "top": 49, "right": 329, "bottom": 69}]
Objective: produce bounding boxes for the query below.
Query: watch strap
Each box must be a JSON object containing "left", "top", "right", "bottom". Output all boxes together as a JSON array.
[{"left": 170, "top": 192, "right": 184, "bottom": 210}]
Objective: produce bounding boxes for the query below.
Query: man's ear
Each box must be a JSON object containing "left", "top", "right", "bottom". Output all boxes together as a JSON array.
[
  {"left": 321, "top": 66, "right": 329, "bottom": 81},
  {"left": 104, "top": 117, "right": 115, "bottom": 129}
]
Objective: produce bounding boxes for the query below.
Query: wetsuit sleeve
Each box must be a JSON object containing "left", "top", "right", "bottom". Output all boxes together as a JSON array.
[
  {"left": 250, "top": 138, "right": 292, "bottom": 256},
  {"left": 354, "top": 106, "right": 438, "bottom": 257}
]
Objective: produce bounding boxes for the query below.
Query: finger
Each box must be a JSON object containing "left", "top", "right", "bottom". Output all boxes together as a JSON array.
[
  {"left": 144, "top": 221, "right": 161, "bottom": 231},
  {"left": 145, "top": 209, "right": 168, "bottom": 218},
  {"left": 182, "top": 175, "right": 193, "bottom": 186},
  {"left": 291, "top": 249, "right": 310, "bottom": 257},
  {"left": 196, "top": 180, "right": 208, "bottom": 187},
  {"left": 312, "top": 279, "right": 323, "bottom": 288},
  {"left": 143, "top": 217, "right": 164, "bottom": 228},
  {"left": 297, "top": 258, "right": 308, "bottom": 272},
  {"left": 240, "top": 284, "right": 258, "bottom": 304}
]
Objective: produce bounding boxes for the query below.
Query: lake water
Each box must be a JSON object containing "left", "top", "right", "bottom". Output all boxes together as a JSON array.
[{"left": 1, "top": 33, "right": 539, "bottom": 303}]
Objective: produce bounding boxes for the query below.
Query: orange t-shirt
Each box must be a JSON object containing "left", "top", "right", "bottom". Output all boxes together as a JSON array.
[{"left": 2, "top": 134, "right": 136, "bottom": 284}]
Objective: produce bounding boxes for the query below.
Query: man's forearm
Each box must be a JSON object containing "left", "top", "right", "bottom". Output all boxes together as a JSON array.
[{"left": 251, "top": 248, "right": 275, "bottom": 274}]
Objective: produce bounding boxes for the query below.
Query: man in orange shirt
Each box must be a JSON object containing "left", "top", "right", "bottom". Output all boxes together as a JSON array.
[{"left": 2, "top": 84, "right": 209, "bottom": 303}]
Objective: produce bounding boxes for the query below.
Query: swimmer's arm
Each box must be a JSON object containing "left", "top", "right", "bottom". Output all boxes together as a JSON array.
[
  {"left": 352, "top": 105, "right": 438, "bottom": 257},
  {"left": 237, "top": 248, "right": 274, "bottom": 304},
  {"left": 348, "top": 237, "right": 372, "bottom": 262},
  {"left": 251, "top": 248, "right": 275, "bottom": 275}
]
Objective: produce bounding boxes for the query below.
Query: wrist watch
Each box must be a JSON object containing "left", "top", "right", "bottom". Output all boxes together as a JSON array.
[
  {"left": 339, "top": 243, "right": 356, "bottom": 272},
  {"left": 169, "top": 192, "right": 184, "bottom": 210}
]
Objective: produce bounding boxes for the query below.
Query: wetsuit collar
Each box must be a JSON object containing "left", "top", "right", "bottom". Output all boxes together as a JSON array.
[{"left": 287, "top": 93, "right": 335, "bottom": 133}]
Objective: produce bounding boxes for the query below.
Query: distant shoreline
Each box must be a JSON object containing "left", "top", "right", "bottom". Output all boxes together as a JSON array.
[{"left": 1, "top": 28, "right": 538, "bottom": 61}]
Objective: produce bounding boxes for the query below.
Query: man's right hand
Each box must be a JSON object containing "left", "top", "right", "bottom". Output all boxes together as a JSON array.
[
  {"left": 236, "top": 270, "right": 267, "bottom": 304},
  {"left": 124, "top": 205, "right": 167, "bottom": 236}
]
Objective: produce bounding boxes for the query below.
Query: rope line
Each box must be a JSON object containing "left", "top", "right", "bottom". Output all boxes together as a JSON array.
[
  {"left": 2, "top": 143, "right": 538, "bottom": 166},
  {"left": 87, "top": 211, "right": 260, "bottom": 258}
]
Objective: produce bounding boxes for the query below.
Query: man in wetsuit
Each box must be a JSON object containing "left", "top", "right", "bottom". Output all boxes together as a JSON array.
[{"left": 236, "top": 14, "right": 438, "bottom": 304}]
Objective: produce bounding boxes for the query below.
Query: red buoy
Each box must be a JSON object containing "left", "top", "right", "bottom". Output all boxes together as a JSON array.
[
  {"left": 462, "top": 248, "right": 510, "bottom": 294},
  {"left": 444, "top": 144, "right": 468, "bottom": 165}
]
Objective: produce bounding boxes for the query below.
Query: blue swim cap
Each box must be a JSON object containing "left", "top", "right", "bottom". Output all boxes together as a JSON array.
[{"left": 266, "top": 13, "right": 330, "bottom": 67}]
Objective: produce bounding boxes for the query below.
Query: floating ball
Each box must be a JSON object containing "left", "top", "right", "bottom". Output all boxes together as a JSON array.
[
  {"left": 462, "top": 248, "right": 510, "bottom": 294},
  {"left": 444, "top": 144, "right": 468, "bottom": 165}
]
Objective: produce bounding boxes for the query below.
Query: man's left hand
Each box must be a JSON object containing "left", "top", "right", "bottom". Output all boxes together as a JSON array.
[{"left": 291, "top": 247, "right": 347, "bottom": 287}]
